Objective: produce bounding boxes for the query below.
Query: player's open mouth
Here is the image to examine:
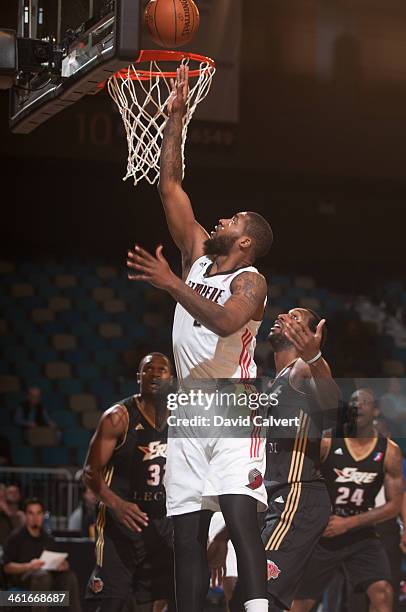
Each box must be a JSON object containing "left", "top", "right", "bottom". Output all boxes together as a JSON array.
[{"left": 272, "top": 320, "right": 282, "bottom": 331}]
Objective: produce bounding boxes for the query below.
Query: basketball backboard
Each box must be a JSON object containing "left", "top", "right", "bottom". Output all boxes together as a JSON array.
[{"left": 10, "top": 0, "right": 141, "bottom": 133}]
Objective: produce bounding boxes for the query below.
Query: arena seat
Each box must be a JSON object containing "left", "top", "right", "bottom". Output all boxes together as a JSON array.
[
  {"left": 64, "top": 429, "right": 92, "bottom": 448},
  {"left": 12, "top": 445, "right": 36, "bottom": 466},
  {"left": 77, "top": 364, "right": 100, "bottom": 380},
  {"left": 382, "top": 360, "right": 405, "bottom": 377},
  {"left": 40, "top": 446, "right": 70, "bottom": 466},
  {"left": 96, "top": 266, "right": 118, "bottom": 280},
  {"left": 49, "top": 296, "right": 72, "bottom": 311},
  {"left": 99, "top": 322, "right": 123, "bottom": 339},
  {"left": 0, "top": 375, "right": 20, "bottom": 393},
  {"left": 82, "top": 411, "right": 101, "bottom": 430},
  {"left": 0, "top": 261, "right": 15, "bottom": 274},
  {"left": 295, "top": 275, "right": 316, "bottom": 290},
  {"left": 53, "top": 409, "right": 77, "bottom": 429},
  {"left": 45, "top": 362, "right": 72, "bottom": 379},
  {"left": 56, "top": 379, "right": 83, "bottom": 395},
  {"left": 52, "top": 334, "right": 77, "bottom": 351},
  {"left": 27, "top": 426, "right": 59, "bottom": 447},
  {"left": 54, "top": 274, "right": 77, "bottom": 289},
  {"left": 70, "top": 394, "right": 97, "bottom": 413},
  {"left": 10, "top": 283, "right": 34, "bottom": 298},
  {"left": 92, "top": 287, "right": 115, "bottom": 302},
  {"left": 103, "top": 299, "right": 126, "bottom": 314},
  {"left": 31, "top": 308, "right": 55, "bottom": 323}
]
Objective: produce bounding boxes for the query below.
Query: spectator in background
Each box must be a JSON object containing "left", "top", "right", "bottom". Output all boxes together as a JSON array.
[
  {"left": 0, "top": 436, "right": 12, "bottom": 466},
  {"left": 0, "top": 484, "right": 14, "bottom": 547},
  {"left": 380, "top": 378, "right": 406, "bottom": 437},
  {"left": 5, "top": 484, "right": 25, "bottom": 529},
  {"left": 3, "top": 498, "right": 81, "bottom": 612},
  {"left": 15, "top": 387, "right": 57, "bottom": 430},
  {"left": 68, "top": 486, "right": 97, "bottom": 537}
]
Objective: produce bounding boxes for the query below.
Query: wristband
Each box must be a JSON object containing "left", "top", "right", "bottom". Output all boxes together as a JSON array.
[{"left": 305, "top": 351, "right": 322, "bottom": 365}]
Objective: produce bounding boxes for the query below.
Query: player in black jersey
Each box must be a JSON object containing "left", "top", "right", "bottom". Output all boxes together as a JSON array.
[
  {"left": 83, "top": 352, "right": 175, "bottom": 612},
  {"left": 292, "top": 387, "right": 404, "bottom": 612},
  {"left": 210, "top": 307, "right": 340, "bottom": 611}
]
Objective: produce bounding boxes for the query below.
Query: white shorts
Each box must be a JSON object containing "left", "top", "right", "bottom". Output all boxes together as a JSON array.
[{"left": 164, "top": 434, "right": 267, "bottom": 516}]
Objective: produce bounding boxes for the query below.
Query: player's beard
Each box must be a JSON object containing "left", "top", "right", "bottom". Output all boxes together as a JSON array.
[
  {"left": 268, "top": 332, "right": 293, "bottom": 352},
  {"left": 203, "top": 234, "right": 237, "bottom": 257}
]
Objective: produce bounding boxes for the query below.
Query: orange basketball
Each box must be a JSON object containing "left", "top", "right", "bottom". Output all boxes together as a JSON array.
[{"left": 144, "top": 0, "right": 200, "bottom": 49}]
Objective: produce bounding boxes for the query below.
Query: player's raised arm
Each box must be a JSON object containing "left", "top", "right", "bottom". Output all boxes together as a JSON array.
[
  {"left": 82, "top": 406, "right": 149, "bottom": 532},
  {"left": 128, "top": 245, "right": 266, "bottom": 336},
  {"left": 159, "top": 65, "right": 209, "bottom": 273}
]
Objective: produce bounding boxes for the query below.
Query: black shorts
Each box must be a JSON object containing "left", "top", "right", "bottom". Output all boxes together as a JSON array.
[
  {"left": 85, "top": 516, "right": 174, "bottom": 604},
  {"left": 295, "top": 533, "right": 392, "bottom": 600},
  {"left": 230, "top": 481, "right": 331, "bottom": 611}
]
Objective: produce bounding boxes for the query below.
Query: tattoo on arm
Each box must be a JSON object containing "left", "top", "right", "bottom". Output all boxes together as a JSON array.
[
  {"left": 160, "top": 113, "right": 183, "bottom": 184},
  {"left": 230, "top": 272, "right": 267, "bottom": 309}
]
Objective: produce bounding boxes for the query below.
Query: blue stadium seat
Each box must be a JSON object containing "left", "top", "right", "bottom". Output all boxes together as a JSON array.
[
  {"left": 41, "top": 321, "right": 67, "bottom": 335},
  {"left": 57, "top": 311, "right": 83, "bottom": 324},
  {"left": 1, "top": 425, "right": 22, "bottom": 444},
  {"left": 77, "top": 364, "right": 100, "bottom": 380},
  {"left": 88, "top": 380, "right": 116, "bottom": 398},
  {"left": 33, "top": 349, "right": 59, "bottom": 364},
  {"left": 285, "top": 287, "right": 306, "bottom": 298},
  {"left": 29, "top": 274, "right": 51, "bottom": 286},
  {"left": 273, "top": 296, "right": 294, "bottom": 311},
  {"left": 78, "top": 335, "right": 106, "bottom": 351},
  {"left": 4, "top": 392, "right": 24, "bottom": 411},
  {"left": 12, "top": 445, "right": 36, "bottom": 466},
  {"left": 53, "top": 409, "right": 77, "bottom": 428},
  {"left": 56, "top": 379, "right": 84, "bottom": 395},
  {"left": 24, "top": 333, "right": 50, "bottom": 350},
  {"left": 94, "top": 350, "right": 115, "bottom": 366},
  {"left": 41, "top": 390, "right": 65, "bottom": 408},
  {"left": 64, "top": 349, "right": 92, "bottom": 365},
  {"left": 271, "top": 274, "right": 290, "bottom": 287},
  {"left": 75, "top": 446, "right": 88, "bottom": 467},
  {"left": 5, "top": 347, "right": 30, "bottom": 362},
  {"left": 20, "top": 296, "right": 46, "bottom": 309},
  {"left": 15, "top": 362, "right": 42, "bottom": 381},
  {"left": 37, "top": 285, "right": 60, "bottom": 299},
  {"left": 81, "top": 276, "right": 101, "bottom": 290},
  {"left": 41, "top": 447, "right": 70, "bottom": 466},
  {"left": 109, "top": 337, "right": 133, "bottom": 351},
  {"left": 118, "top": 380, "right": 138, "bottom": 397},
  {"left": 64, "top": 428, "right": 92, "bottom": 447},
  {"left": 74, "top": 298, "right": 98, "bottom": 311},
  {"left": 90, "top": 311, "right": 111, "bottom": 325}
]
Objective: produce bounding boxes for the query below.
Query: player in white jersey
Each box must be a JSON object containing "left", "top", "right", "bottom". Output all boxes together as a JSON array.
[{"left": 127, "top": 65, "right": 273, "bottom": 612}]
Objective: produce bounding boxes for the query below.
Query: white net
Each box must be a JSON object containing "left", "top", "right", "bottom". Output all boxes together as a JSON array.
[{"left": 107, "top": 58, "right": 215, "bottom": 186}]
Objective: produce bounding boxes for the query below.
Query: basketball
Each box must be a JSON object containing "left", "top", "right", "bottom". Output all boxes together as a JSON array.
[{"left": 144, "top": 0, "right": 200, "bottom": 49}]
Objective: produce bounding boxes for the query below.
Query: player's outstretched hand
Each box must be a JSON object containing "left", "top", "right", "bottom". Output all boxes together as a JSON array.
[
  {"left": 114, "top": 500, "right": 149, "bottom": 533},
  {"left": 167, "top": 64, "right": 189, "bottom": 116},
  {"left": 279, "top": 314, "right": 326, "bottom": 363},
  {"left": 127, "top": 245, "right": 177, "bottom": 291}
]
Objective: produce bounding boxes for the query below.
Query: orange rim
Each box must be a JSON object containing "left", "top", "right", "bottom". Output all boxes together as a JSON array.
[{"left": 101, "top": 50, "right": 215, "bottom": 88}]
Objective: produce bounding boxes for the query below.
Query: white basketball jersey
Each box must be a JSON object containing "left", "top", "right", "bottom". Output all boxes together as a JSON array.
[{"left": 172, "top": 256, "right": 265, "bottom": 381}]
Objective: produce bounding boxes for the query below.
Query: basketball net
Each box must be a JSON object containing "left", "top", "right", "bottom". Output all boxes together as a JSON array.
[{"left": 106, "top": 52, "right": 216, "bottom": 186}]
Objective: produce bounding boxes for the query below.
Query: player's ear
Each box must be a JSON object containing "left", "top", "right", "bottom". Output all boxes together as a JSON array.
[
  {"left": 240, "top": 235, "right": 252, "bottom": 250},
  {"left": 136, "top": 372, "right": 141, "bottom": 384}
]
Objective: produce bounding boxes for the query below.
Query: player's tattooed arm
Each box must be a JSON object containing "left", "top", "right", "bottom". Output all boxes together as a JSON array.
[
  {"left": 158, "top": 65, "right": 208, "bottom": 275},
  {"left": 128, "top": 247, "right": 267, "bottom": 335},
  {"left": 82, "top": 405, "right": 149, "bottom": 532}
]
